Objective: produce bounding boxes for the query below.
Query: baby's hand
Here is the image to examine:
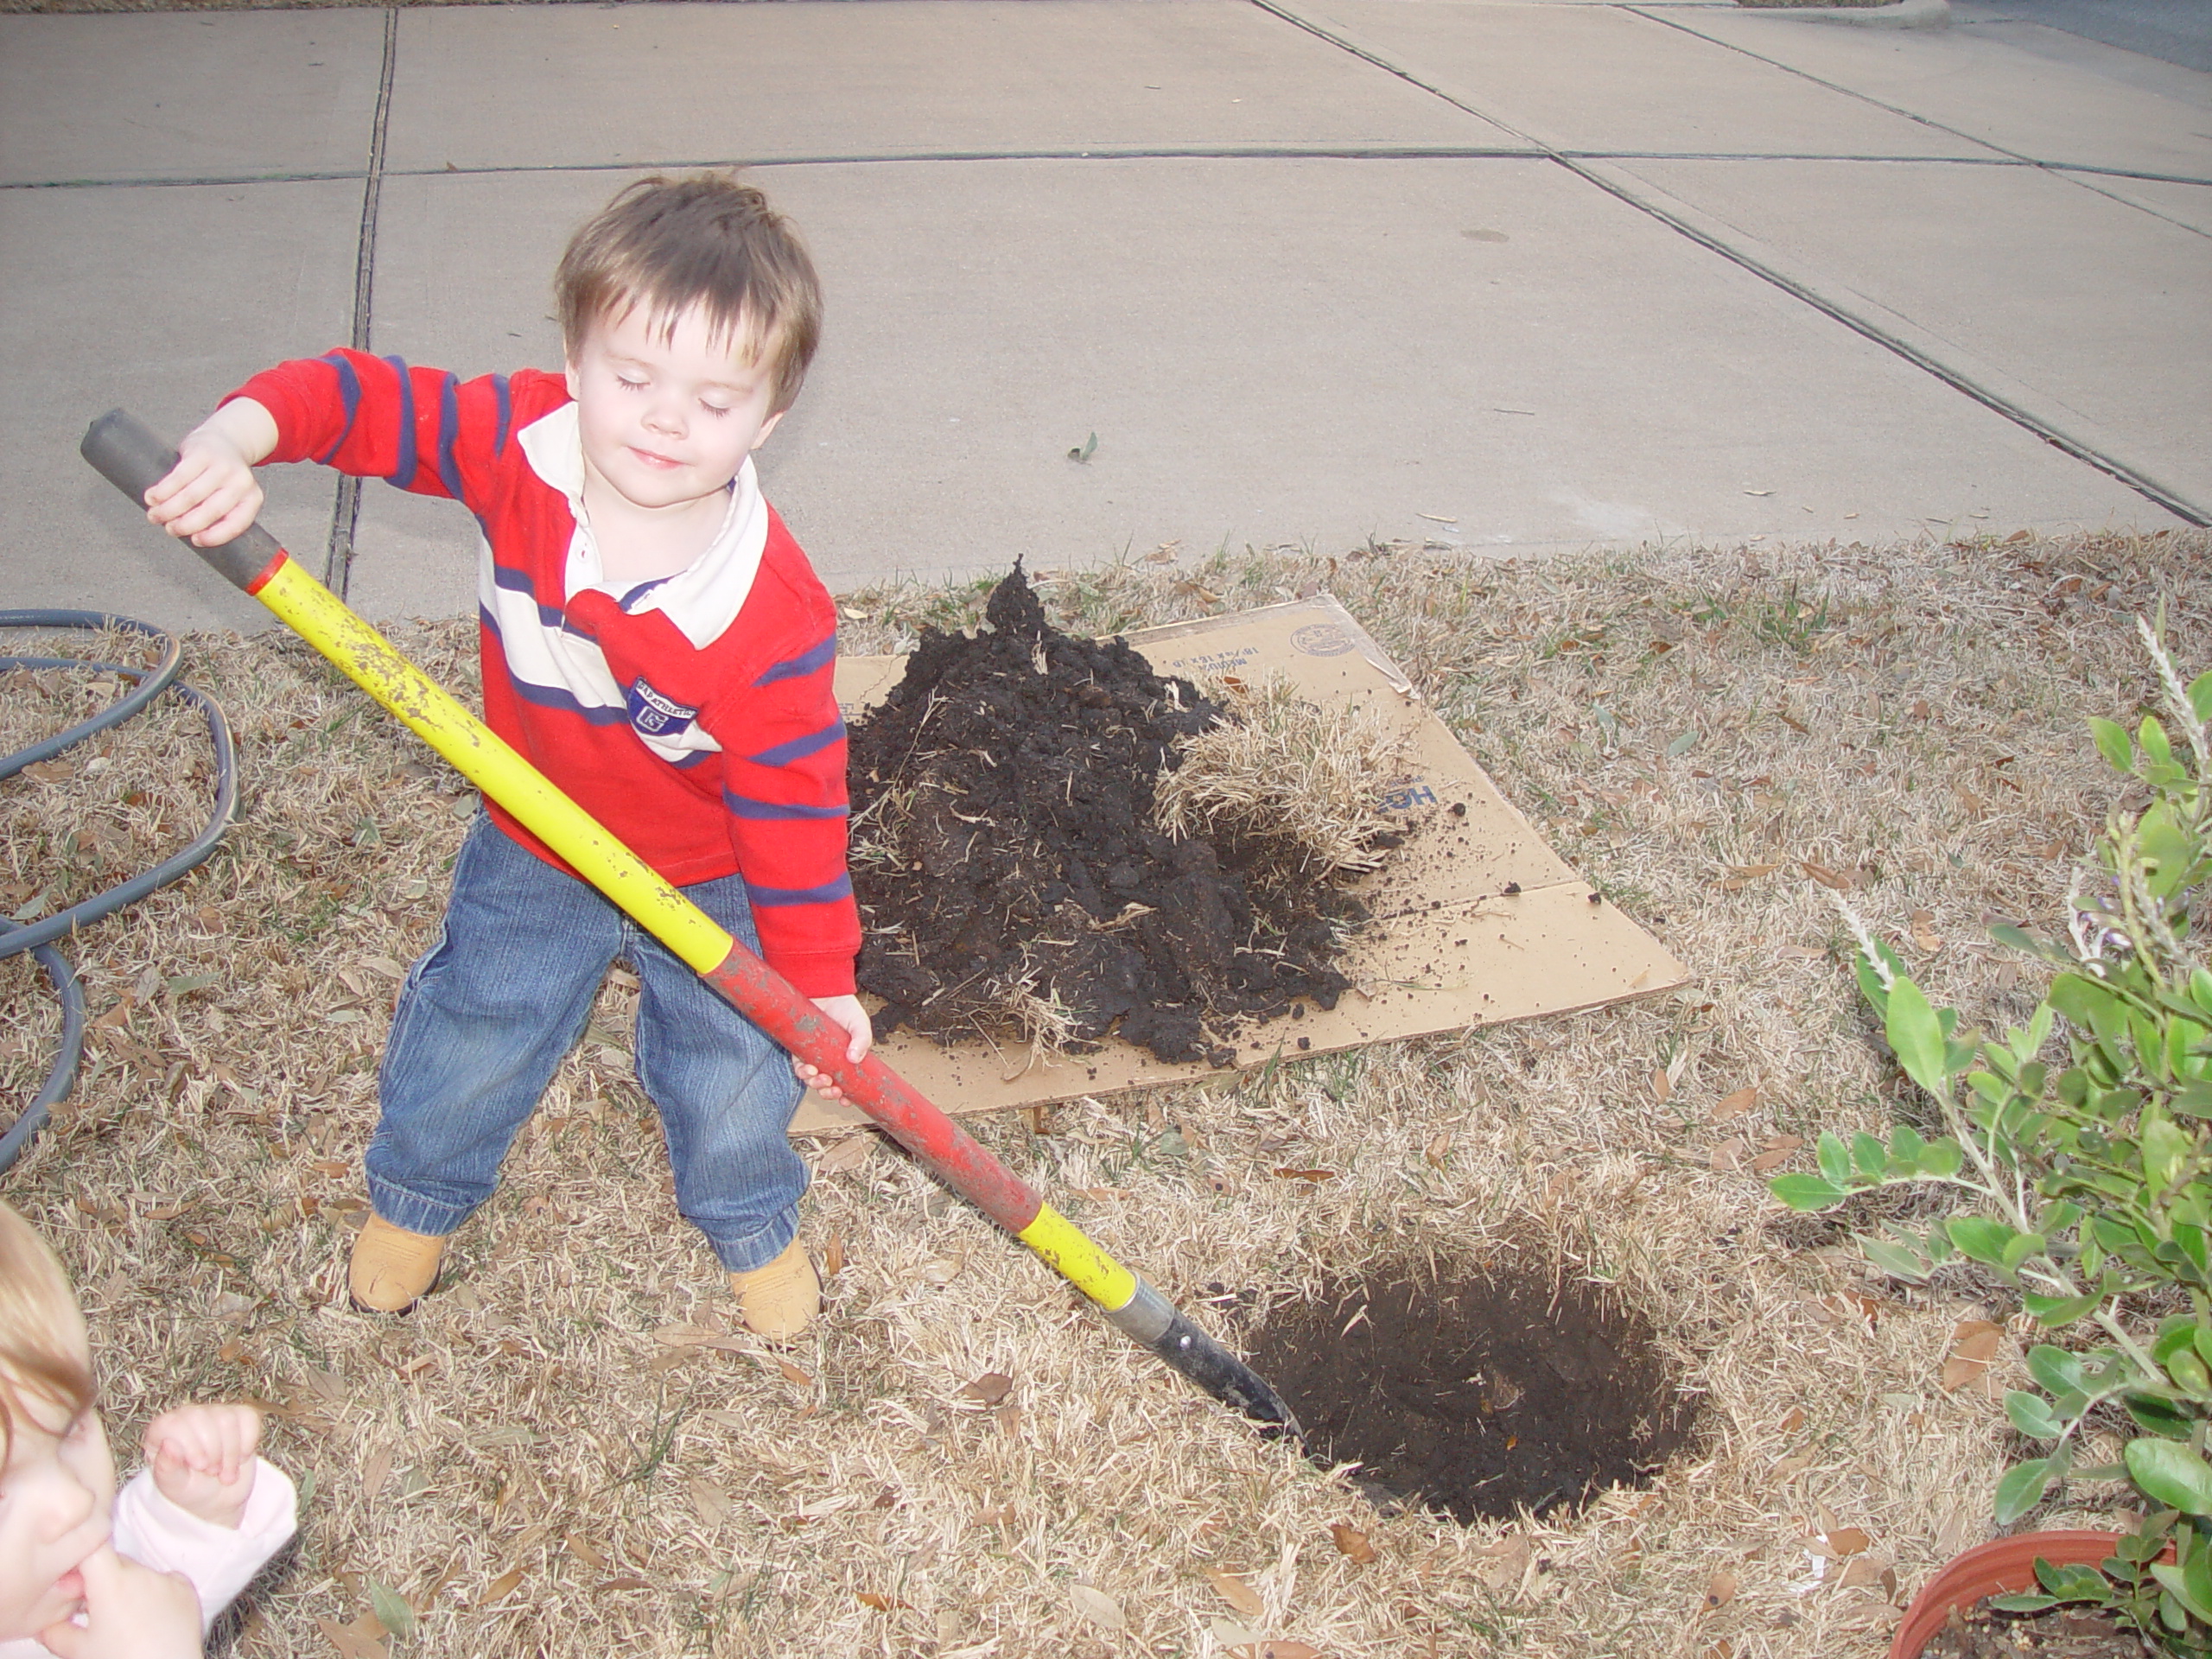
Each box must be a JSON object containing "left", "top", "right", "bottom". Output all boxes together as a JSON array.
[
  {"left": 792, "top": 995, "right": 873, "bottom": 1102},
  {"left": 38, "top": 1542, "right": 202, "bottom": 1659},
  {"left": 144, "top": 1403, "right": 261, "bottom": 1530}
]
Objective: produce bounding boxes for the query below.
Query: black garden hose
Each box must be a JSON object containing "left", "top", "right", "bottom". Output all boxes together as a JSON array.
[{"left": 0, "top": 611, "right": 237, "bottom": 1174}]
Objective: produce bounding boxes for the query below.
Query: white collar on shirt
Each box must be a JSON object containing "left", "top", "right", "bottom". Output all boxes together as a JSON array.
[{"left": 518, "top": 401, "right": 770, "bottom": 652}]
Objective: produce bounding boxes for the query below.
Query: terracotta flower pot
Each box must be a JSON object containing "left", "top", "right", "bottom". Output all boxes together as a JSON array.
[{"left": 1890, "top": 1529, "right": 2145, "bottom": 1659}]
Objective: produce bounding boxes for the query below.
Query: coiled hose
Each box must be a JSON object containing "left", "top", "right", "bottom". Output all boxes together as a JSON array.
[{"left": 0, "top": 611, "right": 237, "bottom": 1174}]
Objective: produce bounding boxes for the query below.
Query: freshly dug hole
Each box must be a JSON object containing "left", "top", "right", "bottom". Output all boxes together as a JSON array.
[
  {"left": 846, "top": 565, "right": 1403, "bottom": 1065},
  {"left": 1242, "top": 1255, "right": 1700, "bottom": 1523}
]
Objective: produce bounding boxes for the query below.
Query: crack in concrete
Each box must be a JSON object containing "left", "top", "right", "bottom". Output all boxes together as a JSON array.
[{"left": 324, "top": 3, "right": 397, "bottom": 601}]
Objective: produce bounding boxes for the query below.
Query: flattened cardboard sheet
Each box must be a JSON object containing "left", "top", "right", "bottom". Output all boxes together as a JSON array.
[{"left": 794, "top": 596, "right": 1687, "bottom": 1134}]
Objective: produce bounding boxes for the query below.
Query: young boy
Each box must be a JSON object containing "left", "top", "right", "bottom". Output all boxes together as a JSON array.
[
  {"left": 143, "top": 175, "right": 871, "bottom": 1337},
  {"left": 0, "top": 1201, "right": 298, "bottom": 1659}
]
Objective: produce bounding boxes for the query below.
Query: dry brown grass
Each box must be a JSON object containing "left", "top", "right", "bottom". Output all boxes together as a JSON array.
[
  {"left": 4, "top": 525, "right": 2209, "bottom": 1659},
  {"left": 1156, "top": 672, "right": 1415, "bottom": 889}
]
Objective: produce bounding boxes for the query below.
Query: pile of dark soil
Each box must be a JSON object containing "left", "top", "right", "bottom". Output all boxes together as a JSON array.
[
  {"left": 1241, "top": 1260, "right": 1699, "bottom": 1522},
  {"left": 846, "top": 567, "right": 1359, "bottom": 1065}
]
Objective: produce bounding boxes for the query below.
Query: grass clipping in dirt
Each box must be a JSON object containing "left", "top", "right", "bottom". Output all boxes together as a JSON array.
[
  {"left": 3, "top": 525, "right": 2209, "bottom": 1659},
  {"left": 847, "top": 563, "right": 1407, "bottom": 1068}
]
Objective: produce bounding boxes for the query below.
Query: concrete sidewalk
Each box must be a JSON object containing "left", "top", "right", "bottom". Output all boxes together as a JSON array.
[{"left": 0, "top": 0, "right": 2204, "bottom": 633}]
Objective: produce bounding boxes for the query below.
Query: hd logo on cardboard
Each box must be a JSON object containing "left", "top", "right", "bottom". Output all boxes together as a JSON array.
[
  {"left": 626, "top": 677, "right": 698, "bottom": 739},
  {"left": 1291, "top": 622, "right": 1354, "bottom": 657}
]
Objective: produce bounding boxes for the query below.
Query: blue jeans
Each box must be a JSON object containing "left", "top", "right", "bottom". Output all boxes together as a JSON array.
[{"left": 367, "top": 816, "right": 808, "bottom": 1271}]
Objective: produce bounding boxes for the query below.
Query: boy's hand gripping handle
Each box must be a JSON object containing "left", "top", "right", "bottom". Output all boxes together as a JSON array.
[{"left": 82, "top": 409, "right": 287, "bottom": 594}]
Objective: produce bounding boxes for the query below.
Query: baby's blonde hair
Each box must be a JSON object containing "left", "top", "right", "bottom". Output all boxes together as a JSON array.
[{"left": 0, "top": 1203, "right": 93, "bottom": 1460}]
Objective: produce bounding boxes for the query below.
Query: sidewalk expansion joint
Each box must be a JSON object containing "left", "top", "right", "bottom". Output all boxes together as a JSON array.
[
  {"left": 9, "top": 156, "right": 2200, "bottom": 194},
  {"left": 1624, "top": 4, "right": 2212, "bottom": 238},
  {"left": 327, "top": 4, "right": 397, "bottom": 602},
  {"left": 1244, "top": 0, "right": 2210, "bottom": 528},
  {"left": 1, "top": 172, "right": 366, "bottom": 192}
]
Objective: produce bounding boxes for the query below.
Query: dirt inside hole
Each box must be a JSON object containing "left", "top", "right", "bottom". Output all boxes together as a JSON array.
[
  {"left": 1239, "top": 1260, "right": 1700, "bottom": 1523},
  {"left": 846, "top": 565, "right": 1367, "bottom": 1065}
]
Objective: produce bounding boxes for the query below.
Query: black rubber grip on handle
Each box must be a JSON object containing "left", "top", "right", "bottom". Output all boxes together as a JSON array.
[{"left": 81, "top": 409, "right": 287, "bottom": 593}]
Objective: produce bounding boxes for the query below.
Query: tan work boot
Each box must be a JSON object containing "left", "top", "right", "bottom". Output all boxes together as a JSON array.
[
  {"left": 348, "top": 1215, "right": 445, "bottom": 1313},
  {"left": 728, "top": 1237, "right": 819, "bottom": 1339}
]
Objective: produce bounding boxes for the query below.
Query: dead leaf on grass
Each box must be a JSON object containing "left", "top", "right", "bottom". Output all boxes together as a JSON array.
[
  {"left": 1271, "top": 1166, "right": 1337, "bottom": 1182},
  {"left": 1800, "top": 860, "right": 1859, "bottom": 891},
  {"left": 1206, "top": 1567, "right": 1265, "bottom": 1619},
  {"left": 1910, "top": 908, "right": 1943, "bottom": 952},
  {"left": 564, "top": 1532, "right": 607, "bottom": 1569},
  {"left": 823, "top": 1231, "right": 845, "bottom": 1278},
  {"left": 1940, "top": 1319, "right": 2005, "bottom": 1393},
  {"left": 595, "top": 1575, "right": 650, "bottom": 1593},
  {"left": 775, "top": 1357, "right": 814, "bottom": 1387},
  {"left": 1329, "top": 1522, "right": 1377, "bottom": 1564},
  {"left": 1709, "top": 1086, "right": 1758, "bottom": 1122},
  {"left": 1837, "top": 1554, "right": 1896, "bottom": 1595},
  {"left": 1650, "top": 1068, "right": 1671, "bottom": 1103},
  {"left": 652, "top": 1322, "right": 717, "bottom": 1346},
  {"left": 813, "top": 1133, "right": 875, "bottom": 1173},
  {"left": 1703, "top": 1567, "right": 1737, "bottom": 1609},
  {"left": 689, "top": 1478, "right": 730, "bottom": 1527},
  {"left": 1715, "top": 862, "right": 1783, "bottom": 890},
  {"left": 961, "top": 1371, "right": 1014, "bottom": 1406},
  {"left": 366, "top": 1581, "right": 416, "bottom": 1640},
  {"left": 856, "top": 1591, "right": 912, "bottom": 1611},
  {"left": 1472, "top": 1531, "right": 1532, "bottom": 1592},
  {"left": 1709, "top": 1137, "right": 1748, "bottom": 1172},
  {"left": 316, "top": 1613, "right": 387, "bottom": 1659},
  {"left": 1071, "top": 1584, "right": 1125, "bottom": 1630}
]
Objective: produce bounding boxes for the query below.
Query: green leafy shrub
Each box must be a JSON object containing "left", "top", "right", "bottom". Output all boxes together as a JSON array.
[{"left": 1772, "top": 619, "right": 2212, "bottom": 1648}]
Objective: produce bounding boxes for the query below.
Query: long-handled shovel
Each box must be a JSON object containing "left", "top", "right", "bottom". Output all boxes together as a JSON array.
[{"left": 83, "top": 410, "right": 1300, "bottom": 1441}]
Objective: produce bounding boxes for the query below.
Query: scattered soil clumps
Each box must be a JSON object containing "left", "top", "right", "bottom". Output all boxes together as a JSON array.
[
  {"left": 1241, "top": 1260, "right": 1698, "bottom": 1522},
  {"left": 846, "top": 566, "right": 1367, "bottom": 1065}
]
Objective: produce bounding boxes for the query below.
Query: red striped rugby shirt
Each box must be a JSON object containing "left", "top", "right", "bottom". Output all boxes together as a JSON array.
[{"left": 233, "top": 349, "right": 860, "bottom": 995}]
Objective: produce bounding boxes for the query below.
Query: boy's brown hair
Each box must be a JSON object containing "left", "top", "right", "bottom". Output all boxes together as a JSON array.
[
  {"left": 0, "top": 1202, "right": 94, "bottom": 1459},
  {"left": 556, "top": 174, "right": 823, "bottom": 414}
]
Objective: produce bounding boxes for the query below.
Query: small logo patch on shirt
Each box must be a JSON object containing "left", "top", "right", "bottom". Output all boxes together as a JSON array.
[{"left": 626, "top": 677, "right": 698, "bottom": 739}]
